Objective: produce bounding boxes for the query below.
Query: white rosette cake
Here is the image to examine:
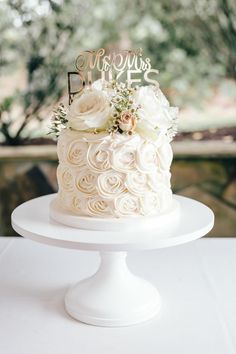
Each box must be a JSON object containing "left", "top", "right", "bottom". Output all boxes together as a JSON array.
[{"left": 50, "top": 78, "right": 179, "bottom": 231}]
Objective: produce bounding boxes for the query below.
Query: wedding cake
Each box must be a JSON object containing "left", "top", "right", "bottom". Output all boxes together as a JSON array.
[{"left": 50, "top": 49, "right": 179, "bottom": 231}]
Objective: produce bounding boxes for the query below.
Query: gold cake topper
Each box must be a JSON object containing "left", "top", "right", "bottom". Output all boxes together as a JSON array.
[{"left": 68, "top": 48, "right": 159, "bottom": 104}]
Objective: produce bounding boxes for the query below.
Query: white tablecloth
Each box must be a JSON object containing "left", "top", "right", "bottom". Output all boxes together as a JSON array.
[{"left": 0, "top": 237, "right": 235, "bottom": 354}]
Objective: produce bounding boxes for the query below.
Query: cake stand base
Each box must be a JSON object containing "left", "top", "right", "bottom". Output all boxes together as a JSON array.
[
  {"left": 11, "top": 194, "right": 214, "bottom": 327},
  {"left": 65, "top": 252, "right": 160, "bottom": 326}
]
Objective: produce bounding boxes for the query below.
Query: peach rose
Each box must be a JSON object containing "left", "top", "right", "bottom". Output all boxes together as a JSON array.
[{"left": 118, "top": 111, "right": 137, "bottom": 133}]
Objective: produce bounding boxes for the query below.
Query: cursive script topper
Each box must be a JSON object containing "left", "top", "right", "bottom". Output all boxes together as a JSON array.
[{"left": 68, "top": 48, "right": 159, "bottom": 104}]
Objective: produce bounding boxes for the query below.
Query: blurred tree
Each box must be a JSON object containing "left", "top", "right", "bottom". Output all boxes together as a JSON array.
[
  {"left": 0, "top": 0, "right": 76, "bottom": 144},
  {"left": 186, "top": 0, "right": 236, "bottom": 79},
  {"left": 0, "top": 0, "right": 235, "bottom": 144},
  {"left": 129, "top": 0, "right": 236, "bottom": 101}
]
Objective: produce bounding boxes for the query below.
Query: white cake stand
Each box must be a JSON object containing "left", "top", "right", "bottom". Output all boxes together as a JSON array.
[{"left": 11, "top": 194, "right": 214, "bottom": 327}]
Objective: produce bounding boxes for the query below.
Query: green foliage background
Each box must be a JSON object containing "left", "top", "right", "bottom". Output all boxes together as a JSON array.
[{"left": 0, "top": 0, "right": 236, "bottom": 144}]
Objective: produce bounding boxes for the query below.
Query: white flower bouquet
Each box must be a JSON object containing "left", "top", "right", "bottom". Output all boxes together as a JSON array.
[{"left": 50, "top": 79, "right": 178, "bottom": 142}]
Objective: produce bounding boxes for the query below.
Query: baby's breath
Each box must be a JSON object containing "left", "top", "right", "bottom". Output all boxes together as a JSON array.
[{"left": 107, "top": 81, "right": 140, "bottom": 135}]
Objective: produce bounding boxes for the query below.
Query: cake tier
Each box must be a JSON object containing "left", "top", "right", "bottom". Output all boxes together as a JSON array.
[
  {"left": 50, "top": 197, "right": 179, "bottom": 231},
  {"left": 56, "top": 129, "right": 173, "bottom": 218}
]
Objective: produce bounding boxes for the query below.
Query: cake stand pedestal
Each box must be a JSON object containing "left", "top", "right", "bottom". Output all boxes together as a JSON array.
[{"left": 11, "top": 194, "right": 214, "bottom": 327}]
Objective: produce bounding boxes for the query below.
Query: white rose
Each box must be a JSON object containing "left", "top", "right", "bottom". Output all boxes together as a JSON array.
[
  {"left": 134, "top": 86, "right": 178, "bottom": 139},
  {"left": 67, "top": 89, "right": 112, "bottom": 131}
]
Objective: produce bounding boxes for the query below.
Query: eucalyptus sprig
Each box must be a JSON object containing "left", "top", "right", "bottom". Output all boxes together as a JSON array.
[
  {"left": 167, "top": 115, "right": 178, "bottom": 141},
  {"left": 48, "top": 103, "right": 68, "bottom": 138}
]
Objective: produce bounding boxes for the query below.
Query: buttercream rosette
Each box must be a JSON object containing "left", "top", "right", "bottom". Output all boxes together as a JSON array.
[
  {"left": 125, "top": 171, "right": 149, "bottom": 197},
  {"left": 86, "top": 196, "right": 111, "bottom": 217},
  {"left": 111, "top": 143, "right": 136, "bottom": 173},
  {"left": 97, "top": 170, "right": 126, "bottom": 199},
  {"left": 87, "top": 141, "right": 112, "bottom": 172},
  {"left": 75, "top": 167, "right": 97, "bottom": 195},
  {"left": 57, "top": 165, "right": 75, "bottom": 192},
  {"left": 114, "top": 193, "right": 140, "bottom": 217},
  {"left": 66, "top": 139, "right": 88, "bottom": 166}
]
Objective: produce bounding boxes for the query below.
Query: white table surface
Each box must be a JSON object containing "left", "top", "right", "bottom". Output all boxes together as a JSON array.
[{"left": 0, "top": 237, "right": 235, "bottom": 354}]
